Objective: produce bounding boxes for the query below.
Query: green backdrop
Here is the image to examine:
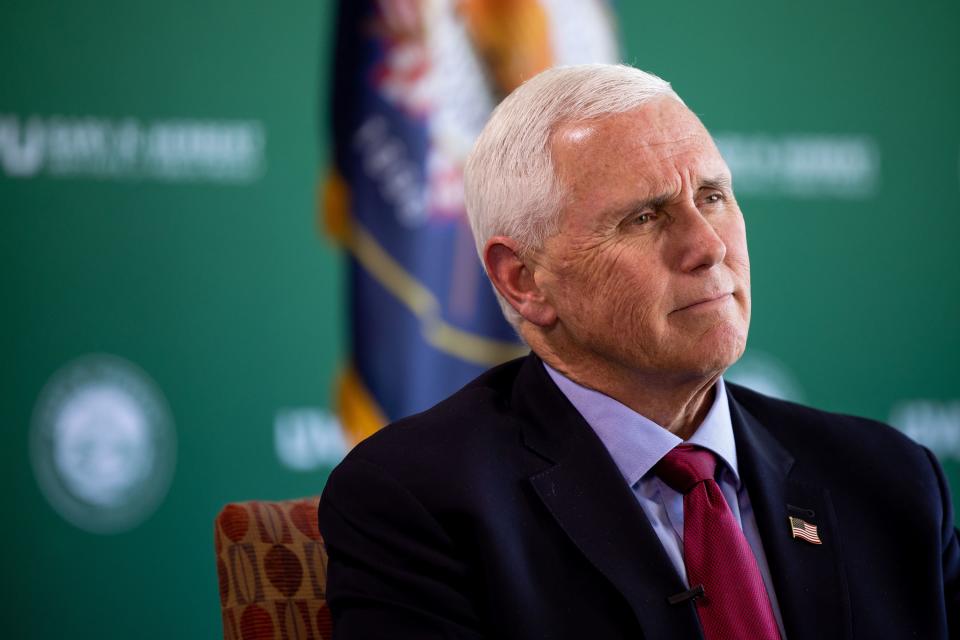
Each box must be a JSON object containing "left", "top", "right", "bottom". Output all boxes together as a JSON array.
[{"left": 2, "top": 0, "right": 957, "bottom": 637}]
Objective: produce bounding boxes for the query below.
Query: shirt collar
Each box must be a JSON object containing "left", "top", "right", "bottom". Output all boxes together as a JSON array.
[{"left": 543, "top": 363, "right": 740, "bottom": 487}]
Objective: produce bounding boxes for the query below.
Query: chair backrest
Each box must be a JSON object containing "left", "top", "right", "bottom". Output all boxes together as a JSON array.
[{"left": 214, "top": 496, "right": 332, "bottom": 640}]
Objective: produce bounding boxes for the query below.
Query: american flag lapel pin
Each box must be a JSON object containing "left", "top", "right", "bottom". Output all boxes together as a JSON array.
[{"left": 788, "top": 516, "right": 823, "bottom": 545}]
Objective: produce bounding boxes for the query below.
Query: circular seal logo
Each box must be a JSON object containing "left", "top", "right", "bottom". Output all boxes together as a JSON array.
[{"left": 30, "top": 354, "right": 176, "bottom": 534}]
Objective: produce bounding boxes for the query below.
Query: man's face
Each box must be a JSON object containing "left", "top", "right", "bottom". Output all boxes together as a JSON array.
[{"left": 532, "top": 98, "right": 750, "bottom": 382}]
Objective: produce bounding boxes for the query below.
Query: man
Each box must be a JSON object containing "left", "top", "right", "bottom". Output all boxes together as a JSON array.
[{"left": 319, "top": 64, "right": 960, "bottom": 639}]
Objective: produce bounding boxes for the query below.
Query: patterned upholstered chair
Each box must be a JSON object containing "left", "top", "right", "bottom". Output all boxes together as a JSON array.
[{"left": 214, "top": 497, "right": 333, "bottom": 640}]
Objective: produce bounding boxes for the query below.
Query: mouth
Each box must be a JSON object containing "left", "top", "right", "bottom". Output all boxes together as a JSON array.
[{"left": 672, "top": 292, "right": 733, "bottom": 313}]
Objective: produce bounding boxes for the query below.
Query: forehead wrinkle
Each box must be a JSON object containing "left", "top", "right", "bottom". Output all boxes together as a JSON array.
[
  {"left": 602, "top": 163, "right": 727, "bottom": 223},
  {"left": 551, "top": 104, "right": 725, "bottom": 226},
  {"left": 638, "top": 128, "right": 709, "bottom": 147},
  {"left": 553, "top": 105, "right": 706, "bottom": 148}
]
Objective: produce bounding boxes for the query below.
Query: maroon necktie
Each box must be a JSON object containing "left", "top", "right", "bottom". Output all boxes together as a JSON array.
[{"left": 655, "top": 444, "right": 782, "bottom": 640}]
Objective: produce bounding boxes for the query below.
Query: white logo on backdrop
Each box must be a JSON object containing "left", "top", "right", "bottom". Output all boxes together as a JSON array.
[
  {"left": 274, "top": 408, "right": 348, "bottom": 471},
  {"left": 0, "top": 114, "right": 265, "bottom": 182},
  {"left": 30, "top": 354, "right": 177, "bottom": 534},
  {"left": 890, "top": 400, "right": 960, "bottom": 460},
  {"left": 715, "top": 133, "right": 880, "bottom": 199},
  {"left": 725, "top": 350, "right": 805, "bottom": 402}
]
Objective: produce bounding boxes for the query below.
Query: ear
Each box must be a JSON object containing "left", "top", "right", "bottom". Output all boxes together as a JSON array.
[{"left": 483, "top": 236, "right": 557, "bottom": 327}]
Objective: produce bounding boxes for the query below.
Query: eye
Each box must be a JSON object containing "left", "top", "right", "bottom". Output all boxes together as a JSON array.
[
  {"left": 633, "top": 212, "right": 657, "bottom": 225},
  {"left": 704, "top": 192, "right": 724, "bottom": 204}
]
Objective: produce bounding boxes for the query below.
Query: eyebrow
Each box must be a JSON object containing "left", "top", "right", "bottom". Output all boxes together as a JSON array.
[
  {"left": 699, "top": 174, "right": 733, "bottom": 192},
  {"left": 610, "top": 174, "right": 733, "bottom": 220}
]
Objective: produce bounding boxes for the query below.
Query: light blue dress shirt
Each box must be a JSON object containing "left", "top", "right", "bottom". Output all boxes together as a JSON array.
[{"left": 544, "top": 364, "right": 787, "bottom": 638}]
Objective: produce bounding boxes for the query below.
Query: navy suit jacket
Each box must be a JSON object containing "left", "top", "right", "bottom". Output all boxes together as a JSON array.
[{"left": 319, "top": 354, "right": 960, "bottom": 638}]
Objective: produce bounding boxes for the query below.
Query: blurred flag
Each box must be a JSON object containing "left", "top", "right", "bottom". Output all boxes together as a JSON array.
[{"left": 324, "top": 0, "right": 619, "bottom": 444}]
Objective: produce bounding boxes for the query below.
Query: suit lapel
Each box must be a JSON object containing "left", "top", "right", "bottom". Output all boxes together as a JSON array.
[
  {"left": 513, "top": 356, "right": 704, "bottom": 640},
  {"left": 728, "top": 387, "right": 852, "bottom": 640}
]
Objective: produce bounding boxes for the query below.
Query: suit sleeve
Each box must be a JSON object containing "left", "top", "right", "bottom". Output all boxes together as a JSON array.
[
  {"left": 318, "top": 455, "right": 485, "bottom": 639},
  {"left": 923, "top": 447, "right": 960, "bottom": 635}
]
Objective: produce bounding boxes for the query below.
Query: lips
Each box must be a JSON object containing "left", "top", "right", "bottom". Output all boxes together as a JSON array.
[{"left": 672, "top": 292, "right": 733, "bottom": 313}]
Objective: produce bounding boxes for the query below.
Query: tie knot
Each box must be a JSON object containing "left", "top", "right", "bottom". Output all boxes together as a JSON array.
[{"left": 654, "top": 445, "right": 718, "bottom": 494}]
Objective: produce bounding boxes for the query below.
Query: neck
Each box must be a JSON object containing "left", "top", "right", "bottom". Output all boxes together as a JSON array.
[{"left": 528, "top": 332, "right": 722, "bottom": 440}]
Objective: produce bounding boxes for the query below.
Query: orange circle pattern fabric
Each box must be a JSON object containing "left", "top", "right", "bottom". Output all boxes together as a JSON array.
[{"left": 214, "top": 497, "right": 333, "bottom": 640}]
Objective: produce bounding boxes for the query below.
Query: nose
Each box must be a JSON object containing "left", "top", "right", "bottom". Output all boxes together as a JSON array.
[{"left": 671, "top": 203, "right": 727, "bottom": 273}]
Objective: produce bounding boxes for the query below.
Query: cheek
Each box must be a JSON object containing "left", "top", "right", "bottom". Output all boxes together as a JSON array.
[
  {"left": 575, "top": 249, "right": 666, "bottom": 331},
  {"left": 719, "top": 218, "right": 752, "bottom": 331}
]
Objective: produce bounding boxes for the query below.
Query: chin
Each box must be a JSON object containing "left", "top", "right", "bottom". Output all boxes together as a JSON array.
[{"left": 690, "top": 322, "right": 748, "bottom": 374}]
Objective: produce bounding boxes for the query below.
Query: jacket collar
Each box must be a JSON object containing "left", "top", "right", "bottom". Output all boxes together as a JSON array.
[
  {"left": 511, "top": 354, "right": 851, "bottom": 640},
  {"left": 513, "top": 354, "right": 704, "bottom": 639},
  {"left": 728, "top": 384, "right": 852, "bottom": 640}
]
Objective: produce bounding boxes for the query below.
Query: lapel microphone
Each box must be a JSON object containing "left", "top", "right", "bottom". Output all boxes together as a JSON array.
[{"left": 667, "top": 584, "right": 706, "bottom": 605}]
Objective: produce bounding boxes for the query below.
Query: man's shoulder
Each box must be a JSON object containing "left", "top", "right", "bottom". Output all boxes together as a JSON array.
[
  {"left": 335, "top": 356, "right": 534, "bottom": 484},
  {"left": 726, "top": 381, "right": 929, "bottom": 467}
]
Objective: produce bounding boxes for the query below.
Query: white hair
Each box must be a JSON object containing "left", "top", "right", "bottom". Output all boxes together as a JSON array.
[{"left": 463, "top": 64, "right": 684, "bottom": 329}]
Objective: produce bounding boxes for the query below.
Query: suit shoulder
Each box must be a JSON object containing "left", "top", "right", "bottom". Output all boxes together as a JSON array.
[
  {"left": 335, "top": 357, "right": 528, "bottom": 479},
  {"left": 727, "top": 381, "right": 927, "bottom": 464}
]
